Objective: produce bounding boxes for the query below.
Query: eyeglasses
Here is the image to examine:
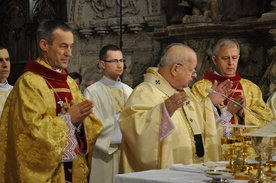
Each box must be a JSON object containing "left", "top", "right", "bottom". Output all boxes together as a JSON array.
[
  {"left": 102, "top": 59, "right": 125, "bottom": 63},
  {"left": 176, "top": 63, "right": 197, "bottom": 75}
]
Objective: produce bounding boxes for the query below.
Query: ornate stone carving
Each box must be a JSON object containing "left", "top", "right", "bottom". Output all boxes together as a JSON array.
[
  {"left": 272, "top": 0, "right": 276, "bottom": 9},
  {"left": 182, "top": 39, "right": 215, "bottom": 83},
  {"left": 33, "top": 0, "right": 56, "bottom": 23},
  {"left": 179, "top": 38, "right": 270, "bottom": 89},
  {"left": 181, "top": 0, "right": 223, "bottom": 24},
  {"left": 87, "top": 0, "right": 139, "bottom": 19},
  {"left": 111, "top": 25, "right": 126, "bottom": 34},
  {"left": 66, "top": 0, "right": 276, "bottom": 96},
  {"left": 238, "top": 40, "right": 263, "bottom": 84},
  {"left": 69, "top": 0, "right": 77, "bottom": 22},
  {"left": 0, "top": 1, "right": 29, "bottom": 62},
  {"left": 68, "top": 0, "right": 165, "bottom": 36},
  {"left": 7, "top": 3, "right": 26, "bottom": 31},
  {"left": 260, "top": 28, "right": 276, "bottom": 98},
  {"left": 79, "top": 28, "right": 93, "bottom": 39},
  {"left": 65, "top": 0, "right": 164, "bottom": 88}
]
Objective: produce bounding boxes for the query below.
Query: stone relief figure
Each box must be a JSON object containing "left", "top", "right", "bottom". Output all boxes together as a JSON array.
[
  {"left": 237, "top": 42, "right": 262, "bottom": 84},
  {"left": 91, "top": 0, "right": 107, "bottom": 12},
  {"left": 180, "top": 0, "right": 223, "bottom": 24},
  {"left": 259, "top": 29, "right": 276, "bottom": 98},
  {"left": 261, "top": 45, "right": 276, "bottom": 98},
  {"left": 198, "top": 40, "right": 215, "bottom": 78},
  {"left": 7, "top": 3, "right": 25, "bottom": 31},
  {"left": 268, "top": 62, "right": 276, "bottom": 97},
  {"left": 178, "top": 0, "right": 271, "bottom": 24},
  {"left": 89, "top": 0, "right": 138, "bottom": 19},
  {"left": 272, "top": 0, "right": 276, "bottom": 8},
  {"left": 183, "top": 39, "right": 215, "bottom": 82},
  {"left": 3, "top": 2, "right": 26, "bottom": 41},
  {"left": 33, "top": 0, "right": 56, "bottom": 24},
  {"left": 266, "top": 46, "right": 276, "bottom": 96}
]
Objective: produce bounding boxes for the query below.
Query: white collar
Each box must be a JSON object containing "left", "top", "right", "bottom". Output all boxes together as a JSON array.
[
  {"left": 0, "top": 79, "right": 10, "bottom": 91},
  {"left": 100, "top": 76, "right": 122, "bottom": 89}
]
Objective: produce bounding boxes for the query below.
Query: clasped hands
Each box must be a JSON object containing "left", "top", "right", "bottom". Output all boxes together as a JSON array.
[{"left": 67, "top": 100, "right": 94, "bottom": 125}]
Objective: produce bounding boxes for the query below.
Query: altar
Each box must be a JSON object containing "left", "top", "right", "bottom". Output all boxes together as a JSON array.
[
  {"left": 115, "top": 168, "right": 249, "bottom": 183},
  {"left": 116, "top": 123, "right": 276, "bottom": 183}
]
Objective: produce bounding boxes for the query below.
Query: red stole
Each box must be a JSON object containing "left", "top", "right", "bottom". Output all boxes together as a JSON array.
[
  {"left": 24, "top": 60, "right": 72, "bottom": 115},
  {"left": 25, "top": 60, "right": 88, "bottom": 181},
  {"left": 204, "top": 71, "right": 243, "bottom": 124},
  {"left": 24, "top": 60, "right": 87, "bottom": 152}
]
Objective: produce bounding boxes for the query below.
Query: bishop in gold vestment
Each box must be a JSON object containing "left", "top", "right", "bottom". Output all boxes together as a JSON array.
[
  {"left": 0, "top": 59, "right": 103, "bottom": 183},
  {"left": 119, "top": 67, "right": 220, "bottom": 173}
]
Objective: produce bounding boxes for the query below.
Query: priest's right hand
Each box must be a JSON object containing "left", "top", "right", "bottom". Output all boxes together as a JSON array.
[
  {"left": 67, "top": 100, "right": 94, "bottom": 125},
  {"left": 165, "top": 92, "right": 187, "bottom": 117},
  {"left": 208, "top": 79, "right": 233, "bottom": 105}
]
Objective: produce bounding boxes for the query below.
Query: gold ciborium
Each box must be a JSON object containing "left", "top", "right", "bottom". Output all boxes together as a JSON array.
[
  {"left": 265, "top": 137, "right": 276, "bottom": 176},
  {"left": 244, "top": 133, "right": 275, "bottom": 183},
  {"left": 221, "top": 124, "right": 258, "bottom": 172}
]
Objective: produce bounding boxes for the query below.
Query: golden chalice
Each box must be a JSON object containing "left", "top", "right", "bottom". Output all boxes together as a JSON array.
[
  {"left": 244, "top": 134, "right": 275, "bottom": 183},
  {"left": 220, "top": 124, "right": 258, "bottom": 172}
]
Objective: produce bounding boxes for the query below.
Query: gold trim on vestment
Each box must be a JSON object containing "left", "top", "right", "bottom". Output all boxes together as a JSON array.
[
  {"left": 146, "top": 67, "right": 204, "bottom": 163},
  {"left": 178, "top": 107, "right": 203, "bottom": 163},
  {"left": 52, "top": 88, "right": 71, "bottom": 93},
  {"left": 107, "top": 87, "right": 125, "bottom": 113}
]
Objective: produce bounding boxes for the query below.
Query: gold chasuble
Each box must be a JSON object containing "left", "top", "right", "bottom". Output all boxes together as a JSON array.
[
  {"left": 119, "top": 67, "right": 219, "bottom": 173},
  {"left": 0, "top": 59, "right": 103, "bottom": 183},
  {"left": 192, "top": 71, "right": 274, "bottom": 127}
]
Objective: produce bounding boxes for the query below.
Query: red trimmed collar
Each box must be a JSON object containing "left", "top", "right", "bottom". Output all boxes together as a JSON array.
[
  {"left": 24, "top": 60, "right": 68, "bottom": 81},
  {"left": 203, "top": 71, "right": 241, "bottom": 82}
]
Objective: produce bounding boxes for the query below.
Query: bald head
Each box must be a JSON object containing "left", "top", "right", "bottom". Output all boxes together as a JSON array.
[
  {"left": 159, "top": 43, "right": 197, "bottom": 67},
  {"left": 158, "top": 43, "right": 197, "bottom": 90}
]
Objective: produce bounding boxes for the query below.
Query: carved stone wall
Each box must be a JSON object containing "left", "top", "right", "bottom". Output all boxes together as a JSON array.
[
  {"left": 67, "top": 0, "right": 164, "bottom": 91},
  {"left": 0, "top": 0, "right": 68, "bottom": 85},
  {"left": 148, "top": 0, "right": 276, "bottom": 99},
  {"left": 179, "top": 36, "right": 274, "bottom": 93},
  {"left": 67, "top": 0, "right": 276, "bottom": 99},
  {"left": 1, "top": 0, "right": 276, "bottom": 97}
]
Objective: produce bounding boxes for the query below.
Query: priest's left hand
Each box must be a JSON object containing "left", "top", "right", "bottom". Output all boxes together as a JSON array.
[
  {"left": 67, "top": 100, "right": 94, "bottom": 125},
  {"left": 227, "top": 95, "right": 245, "bottom": 116}
]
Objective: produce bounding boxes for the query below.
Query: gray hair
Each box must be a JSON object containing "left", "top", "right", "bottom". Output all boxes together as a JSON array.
[
  {"left": 37, "top": 20, "right": 72, "bottom": 46},
  {"left": 159, "top": 43, "right": 193, "bottom": 67},
  {"left": 212, "top": 38, "right": 240, "bottom": 57}
]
